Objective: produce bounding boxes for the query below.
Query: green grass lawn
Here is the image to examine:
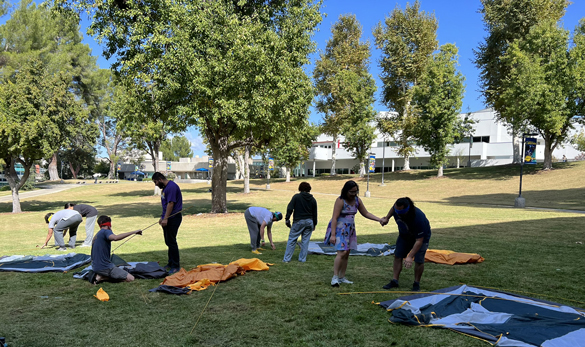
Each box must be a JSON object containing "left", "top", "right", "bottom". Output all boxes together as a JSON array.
[{"left": 1, "top": 163, "right": 584, "bottom": 346}]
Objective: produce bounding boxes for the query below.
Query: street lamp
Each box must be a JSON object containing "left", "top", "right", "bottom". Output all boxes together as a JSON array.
[
  {"left": 381, "top": 139, "right": 386, "bottom": 186},
  {"left": 365, "top": 152, "right": 374, "bottom": 197},
  {"left": 515, "top": 132, "right": 538, "bottom": 208},
  {"left": 468, "top": 132, "right": 473, "bottom": 167}
]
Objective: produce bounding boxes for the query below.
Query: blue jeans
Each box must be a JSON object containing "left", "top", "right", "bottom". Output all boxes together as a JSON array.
[{"left": 283, "top": 219, "right": 314, "bottom": 262}]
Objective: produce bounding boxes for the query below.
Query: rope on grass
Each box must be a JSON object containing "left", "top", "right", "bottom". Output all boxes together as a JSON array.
[
  {"left": 111, "top": 208, "right": 192, "bottom": 254},
  {"left": 190, "top": 257, "right": 236, "bottom": 335}
]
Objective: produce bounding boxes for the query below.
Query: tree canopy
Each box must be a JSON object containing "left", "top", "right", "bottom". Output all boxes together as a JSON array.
[
  {"left": 412, "top": 44, "right": 467, "bottom": 177},
  {"left": 0, "top": 59, "right": 83, "bottom": 212},
  {"left": 373, "top": 0, "right": 438, "bottom": 170},
  {"left": 314, "top": 14, "right": 375, "bottom": 175},
  {"left": 56, "top": 0, "right": 323, "bottom": 212}
]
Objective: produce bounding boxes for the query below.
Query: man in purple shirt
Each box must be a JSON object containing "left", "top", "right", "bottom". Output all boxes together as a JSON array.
[{"left": 152, "top": 172, "right": 183, "bottom": 274}]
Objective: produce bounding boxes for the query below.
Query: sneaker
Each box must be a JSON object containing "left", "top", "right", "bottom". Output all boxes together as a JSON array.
[
  {"left": 383, "top": 279, "right": 399, "bottom": 290},
  {"left": 412, "top": 281, "right": 420, "bottom": 292},
  {"left": 331, "top": 276, "right": 340, "bottom": 287},
  {"left": 168, "top": 268, "right": 180, "bottom": 275},
  {"left": 257, "top": 248, "right": 266, "bottom": 251},
  {"left": 282, "top": 260, "right": 290, "bottom": 263},
  {"left": 338, "top": 277, "right": 353, "bottom": 284},
  {"left": 163, "top": 265, "right": 172, "bottom": 272},
  {"left": 80, "top": 244, "right": 91, "bottom": 248},
  {"left": 56, "top": 247, "right": 68, "bottom": 251},
  {"left": 251, "top": 250, "right": 262, "bottom": 255}
]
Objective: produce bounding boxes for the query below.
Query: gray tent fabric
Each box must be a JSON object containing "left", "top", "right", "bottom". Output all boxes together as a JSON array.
[
  {"left": 73, "top": 260, "right": 167, "bottom": 281},
  {"left": 0, "top": 253, "right": 90, "bottom": 273},
  {"left": 308, "top": 241, "right": 395, "bottom": 256},
  {"left": 379, "top": 284, "right": 585, "bottom": 347}
]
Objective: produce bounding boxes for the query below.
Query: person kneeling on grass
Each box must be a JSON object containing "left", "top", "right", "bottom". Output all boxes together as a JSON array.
[
  {"left": 91, "top": 215, "right": 142, "bottom": 284},
  {"left": 380, "top": 197, "right": 431, "bottom": 292}
]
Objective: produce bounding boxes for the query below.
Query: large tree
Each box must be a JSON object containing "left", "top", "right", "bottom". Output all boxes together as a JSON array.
[
  {"left": 474, "top": 0, "right": 569, "bottom": 162},
  {"left": 1, "top": 1, "right": 98, "bottom": 180},
  {"left": 87, "top": 69, "right": 128, "bottom": 179},
  {"left": 57, "top": 0, "right": 322, "bottom": 213},
  {"left": 0, "top": 59, "right": 83, "bottom": 212},
  {"left": 272, "top": 123, "right": 319, "bottom": 182},
  {"left": 498, "top": 20, "right": 585, "bottom": 170},
  {"left": 373, "top": 0, "right": 437, "bottom": 171},
  {"left": 314, "top": 14, "right": 372, "bottom": 175},
  {"left": 412, "top": 44, "right": 467, "bottom": 177},
  {"left": 161, "top": 135, "right": 193, "bottom": 162}
]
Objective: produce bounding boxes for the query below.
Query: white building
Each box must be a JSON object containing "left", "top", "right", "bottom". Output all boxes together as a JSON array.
[{"left": 304, "top": 108, "right": 583, "bottom": 176}]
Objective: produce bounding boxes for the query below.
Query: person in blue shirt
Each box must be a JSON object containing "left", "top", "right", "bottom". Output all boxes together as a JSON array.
[
  {"left": 244, "top": 207, "right": 283, "bottom": 254},
  {"left": 91, "top": 215, "right": 142, "bottom": 284},
  {"left": 152, "top": 172, "right": 183, "bottom": 274},
  {"left": 380, "top": 197, "right": 431, "bottom": 291}
]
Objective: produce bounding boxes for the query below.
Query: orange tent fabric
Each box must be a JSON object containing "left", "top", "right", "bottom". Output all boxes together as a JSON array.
[
  {"left": 425, "top": 249, "right": 485, "bottom": 265},
  {"left": 162, "top": 264, "right": 244, "bottom": 287},
  {"left": 229, "top": 258, "right": 272, "bottom": 271},
  {"left": 160, "top": 258, "right": 272, "bottom": 288},
  {"left": 187, "top": 279, "right": 214, "bottom": 292},
  {"left": 94, "top": 288, "right": 109, "bottom": 301}
]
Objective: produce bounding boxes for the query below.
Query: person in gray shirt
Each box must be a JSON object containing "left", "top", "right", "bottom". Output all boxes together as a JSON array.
[
  {"left": 65, "top": 203, "right": 98, "bottom": 247},
  {"left": 42, "top": 209, "right": 82, "bottom": 250}
]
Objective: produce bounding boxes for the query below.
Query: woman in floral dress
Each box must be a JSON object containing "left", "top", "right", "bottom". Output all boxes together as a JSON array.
[{"left": 325, "top": 180, "right": 382, "bottom": 287}]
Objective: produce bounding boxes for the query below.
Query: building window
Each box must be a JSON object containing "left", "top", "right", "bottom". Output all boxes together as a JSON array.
[{"left": 472, "top": 136, "right": 490, "bottom": 143}]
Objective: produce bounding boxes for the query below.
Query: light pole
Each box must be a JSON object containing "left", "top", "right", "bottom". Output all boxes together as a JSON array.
[
  {"left": 365, "top": 153, "right": 374, "bottom": 197},
  {"left": 468, "top": 133, "right": 473, "bottom": 167},
  {"left": 515, "top": 132, "right": 538, "bottom": 208},
  {"left": 381, "top": 139, "right": 386, "bottom": 186}
]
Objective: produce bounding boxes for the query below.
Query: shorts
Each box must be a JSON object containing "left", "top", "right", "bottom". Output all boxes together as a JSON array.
[
  {"left": 394, "top": 236, "right": 428, "bottom": 263},
  {"left": 95, "top": 267, "right": 129, "bottom": 281}
]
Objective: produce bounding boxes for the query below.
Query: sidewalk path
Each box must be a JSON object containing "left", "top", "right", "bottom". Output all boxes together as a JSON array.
[{"left": 0, "top": 184, "right": 80, "bottom": 203}]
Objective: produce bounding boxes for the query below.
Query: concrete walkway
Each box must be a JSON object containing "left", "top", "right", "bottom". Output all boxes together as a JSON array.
[{"left": 0, "top": 184, "right": 80, "bottom": 203}]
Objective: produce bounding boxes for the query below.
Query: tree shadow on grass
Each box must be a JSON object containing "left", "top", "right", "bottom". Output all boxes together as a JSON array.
[
  {"left": 442, "top": 186, "right": 585, "bottom": 211},
  {"left": 92, "top": 200, "right": 255, "bottom": 219},
  {"left": 0, "top": 199, "right": 102, "bottom": 213}
]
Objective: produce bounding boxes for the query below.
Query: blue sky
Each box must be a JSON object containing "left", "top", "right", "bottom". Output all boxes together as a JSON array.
[{"left": 2, "top": 0, "right": 584, "bottom": 157}]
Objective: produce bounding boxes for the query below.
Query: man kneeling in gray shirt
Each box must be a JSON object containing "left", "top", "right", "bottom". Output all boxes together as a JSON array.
[{"left": 91, "top": 215, "right": 142, "bottom": 284}]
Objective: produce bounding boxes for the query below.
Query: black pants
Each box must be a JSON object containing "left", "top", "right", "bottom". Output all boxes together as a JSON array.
[{"left": 163, "top": 214, "right": 182, "bottom": 268}]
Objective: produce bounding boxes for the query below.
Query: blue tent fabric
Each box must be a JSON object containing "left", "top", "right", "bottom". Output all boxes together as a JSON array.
[
  {"left": 379, "top": 285, "right": 585, "bottom": 346},
  {"left": 0, "top": 253, "right": 91, "bottom": 273},
  {"left": 195, "top": 168, "right": 209, "bottom": 172}
]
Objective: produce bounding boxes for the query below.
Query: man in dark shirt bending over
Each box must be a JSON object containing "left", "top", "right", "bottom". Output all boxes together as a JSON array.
[
  {"left": 65, "top": 203, "right": 99, "bottom": 247},
  {"left": 91, "top": 215, "right": 142, "bottom": 284},
  {"left": 152, "top": 172, "right": 183, "bottom": 274}
]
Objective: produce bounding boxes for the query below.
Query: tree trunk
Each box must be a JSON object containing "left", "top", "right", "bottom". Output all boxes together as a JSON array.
[
  {"left": 148, "top": 142, "right": 161, "bottom": 195},
  {"left": 5, "top": 157, "right": 31, "bottom": 213},
  {"left": 437, "top": 165, "right": 444, "bottom": 178},
  {"left": 236, "top": 153, "right": 245, "bottom": 180},
  {"left": 359, "top": 160, "right": 365, "bottom": 177},
  {"left": 543, "top": 136, "right": 553, "bottom": 170},
  {"left": 48, "top": 152, "right": 60, "bottom": 181},
  {"left": 512, "top": 132, "right": 521, "bottom": 164},
  {"left": 244, "top": 146, "right": 250, "bottom": 194},
  {"left": 286, "top": 167, "right": 291, "bottom": 182},
  {"left": 68, "top": 162, "right": 79, "bottom": 179},
  {"left": 108, "top": 160, "right": 116, "bottom": 179},
  {"left": 403, "top": 156, "right": 411, "bottom": 171},
  {"left": 210, "top": 140, "right": 229, "bottom": 213},
  {"left": 330, "top": 135, "right": 337, "bottom": 175}
]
